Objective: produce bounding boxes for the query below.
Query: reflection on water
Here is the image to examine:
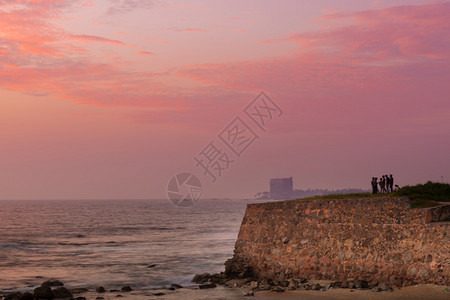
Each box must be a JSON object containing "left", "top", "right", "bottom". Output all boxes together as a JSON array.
[{"left": 0, "top": 199, "right": 257, "bottom": 291}]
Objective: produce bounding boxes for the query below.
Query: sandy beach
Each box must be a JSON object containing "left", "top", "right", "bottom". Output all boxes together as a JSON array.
[
  {"left": 56, "top": 284, "right": 448, "bottom": 300},
  {"left": 255, "top": 284, "right": 449, "bottom": 300}
]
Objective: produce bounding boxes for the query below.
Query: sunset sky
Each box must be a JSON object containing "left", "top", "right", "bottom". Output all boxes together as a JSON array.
[{"left": 1, "top": 0, "right": 449, "bottom": 200}]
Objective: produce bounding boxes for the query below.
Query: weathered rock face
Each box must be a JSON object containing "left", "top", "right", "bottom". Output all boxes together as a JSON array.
[{"left": 226, "top": 197, "right": 449, "bottom": 287}]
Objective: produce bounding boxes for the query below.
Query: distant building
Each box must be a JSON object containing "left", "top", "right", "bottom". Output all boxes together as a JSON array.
[{"left": 270, "top": 177, "right": 293, "bottom": 199}]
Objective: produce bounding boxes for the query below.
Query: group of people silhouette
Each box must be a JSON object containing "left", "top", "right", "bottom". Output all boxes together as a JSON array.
[{"left": 371, "top": 175, "right": 397, "bottom": 194}]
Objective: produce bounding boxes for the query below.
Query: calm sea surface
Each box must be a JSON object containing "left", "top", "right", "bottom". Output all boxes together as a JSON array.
[{"left": 0, "top": 199, "right": 259, "bottom": 292}]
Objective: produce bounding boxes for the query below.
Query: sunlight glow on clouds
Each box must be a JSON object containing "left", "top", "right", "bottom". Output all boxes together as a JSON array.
[{"left": 1, "top": 0, "right": 449, "bottom": 199}]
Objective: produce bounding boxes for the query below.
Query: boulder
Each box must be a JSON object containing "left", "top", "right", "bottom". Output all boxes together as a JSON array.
[
  {"left": 249, "top": 281, "right": 259, "bottom": 290},
  {"left": 280, "top": 281, "right": 289, "bottom": 288},
  {"left": 4, "top": 292, "right": 22, "bottom": 300},
  {"left": 372, "top": 287, "right": 383, "bottom": 292},
  {"left": 198, "top": 283, "right": 216, "bottom": 289},
  {"left": 21, "top": 292, "right": 34, "bottom": 300},
  {"left": 354, "top": 280, "right": 369, "bottom": 289},
  {"left": 271, "top": 286, "right": 284, "bottom": 292},
  {"left": 287, "top": 279, "right": 298, "bottom": 290},
  {"left": 330, "top": 281, "right": 342, "bottom": 288},
  {"left": 95, "top": 287, "right": 106, "bottom": 293},
  {"left": 120, "top": 286, "right": 132, "bottom": 292},
  {"left": 41, "top": 280, "right": 64, "bottom": 288},
  {"left": 210, "top": 273, "right": 224, "bottom": 284},
  {"left": 52, "top": 287, "right": 72, "bottom": 299},
  {"left": 34, "top": 285, "right": 53, "bottom": 299},
  {"left": 224, "top": 258, "right": 254, "bottom": 279},
  {"left": 170, "top": 284, "right": 183, "bottom": 289},
  {"left": 192, "top": 273, "right": 211, "bottom": 284}
]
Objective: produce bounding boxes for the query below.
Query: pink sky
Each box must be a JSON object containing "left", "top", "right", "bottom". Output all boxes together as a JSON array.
[{"left": 1, "top": 0, "right": 449, "bottom": 200}]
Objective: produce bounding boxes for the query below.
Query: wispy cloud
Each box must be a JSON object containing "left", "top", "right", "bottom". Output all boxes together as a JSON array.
[
  {"left": 106, "top": 0, "right": 154, "bottom": 15},
  {"left": 137, "top": 50, "right": 155, "bottom": 56},
  {"left": 1, "top": 1, "right": 449, "bottom": 132},
  {"left": 70, "top": 34, "right": 125, "bottom": 45},
  {"left": 170, "top": 27, "right": 209, "bottom": 33},
  {"left": 175, "top": 2, "right": 450, "bottom": 132}
]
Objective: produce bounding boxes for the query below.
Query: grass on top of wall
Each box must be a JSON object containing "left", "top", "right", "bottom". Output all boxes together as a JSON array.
[{"left": 292, "top": 181, "right": 450, "bottom": 208}]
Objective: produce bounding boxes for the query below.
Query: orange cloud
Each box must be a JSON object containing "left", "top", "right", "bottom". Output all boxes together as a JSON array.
[
  {"left": 137, "top": 51, "right": 155, "bottom": 56},
  {"left": 174, "top": 2, "right": 450, "bottom": 133},
  {"left": 1, "top": 1, "right": 449, "bottom": 134},
  {"left": 69, "top": 34, "right": 125, "bottom": 45},
  {"left": 170, "top": 27, "right": 208, "bottom": 33}
]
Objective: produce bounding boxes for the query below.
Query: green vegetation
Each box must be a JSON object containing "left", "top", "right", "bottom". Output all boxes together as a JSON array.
[
  {"left": 293, "top": 192, "right": 385, "bottom": 201},
  {"left": 292, "top": 181, "right": 450, "bottom": 208},
  {"left": 393, "top": 181, "right": 450, "bottom": 208}
]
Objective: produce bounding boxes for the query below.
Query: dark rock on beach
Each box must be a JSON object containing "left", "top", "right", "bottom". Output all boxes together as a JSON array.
[
  {"left": 225, "top": 258, "right": 254, "bottom": 279},
  {"left": 192, "top": 273, "right": 211, "bottom": 284},
  {"left": 42, "top": 280, "right": 64, "bottom": 288},
  {"left": 169, "top": 283, "right": 183, "bottom": 290},
  {"left": 52, "top": 287, "right": 72, "bottom": 299},
  {"left": 4, "top": 292, "right": 22, "bottom": 300},
  {"left": 34, "top": 285, "right": 53, "bottom": 299},
  {"left": 2, "top": 292, "right": 33, "bottom": 300},
  {"left": 120, "top": 286, "right": 132, "bottom": 292},
  {"left": 271, "top": 286, "right": 284, "bottom": 292},
  {"left": 21, "top": 292, "right": 33, "bottom": 300},
  {"left": 354, "top": 280, "right": 369, "bottom": 289},
  {"left": 210, "top": 273, "right": 226, "bottom": 284},
  {"left": 198, "top": 283, "right": 217, "bottom": 289},
  {"left": 95, "top": 287, "right": 106, "bottom": 293}
]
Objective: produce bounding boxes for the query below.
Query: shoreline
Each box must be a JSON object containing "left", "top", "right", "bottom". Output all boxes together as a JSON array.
[{"left": 1, "top": 280, "right": 448, "bottom": 300}]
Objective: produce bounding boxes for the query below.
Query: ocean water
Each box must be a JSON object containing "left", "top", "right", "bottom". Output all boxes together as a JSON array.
[{"left": 0, "top": 199, "right": 257, "bottom": 292}]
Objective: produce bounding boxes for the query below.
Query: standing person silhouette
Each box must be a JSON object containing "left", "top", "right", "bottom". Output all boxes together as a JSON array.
[
  {"left": 372, "top": 177, "right": 378, "bottom": 194},
  {"left": 386, "top": 175, "right": 391, "bottom": 193},
  {"left": 389, "top": 174, "right": 394, "bottom": 193},
  {"left": 371, "top": 178, "right": 375, "bottom": 194},
  {"left": 380, "top": 176, "right": 384, "bottom": 193}
]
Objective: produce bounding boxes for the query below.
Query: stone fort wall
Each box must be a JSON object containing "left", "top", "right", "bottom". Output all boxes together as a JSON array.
[{"left": 226, "top": 197, "right": 449, "bottom": 287}]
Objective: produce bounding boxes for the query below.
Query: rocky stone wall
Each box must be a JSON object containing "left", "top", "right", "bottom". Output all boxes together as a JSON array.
[{"left": 226, "top": 197, "right": 449, "bottom": 287}]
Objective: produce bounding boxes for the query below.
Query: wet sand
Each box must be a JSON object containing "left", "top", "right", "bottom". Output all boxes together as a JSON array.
[
  {"left": 68, "top": 284, "right": 449, "bottom": 300},
  {"left": 255, "top": 284, "right": 449, "bottom": 300},
  {"left": 3, "top": 284, "right": 447, "bottom": 300},
  {"left": 73, "top": 285, "right": 249, "bottom": 300}
]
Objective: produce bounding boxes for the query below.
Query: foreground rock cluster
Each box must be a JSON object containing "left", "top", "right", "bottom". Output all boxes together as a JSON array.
[
  {"left": 0, "top": 280, "right": 138, "bottom": 300},
  {"left": 1, "top": 280, "right": 73, "bottom": 300},
  {"left": 192, "top": 271, "right": 395, "bottom": 296}
]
